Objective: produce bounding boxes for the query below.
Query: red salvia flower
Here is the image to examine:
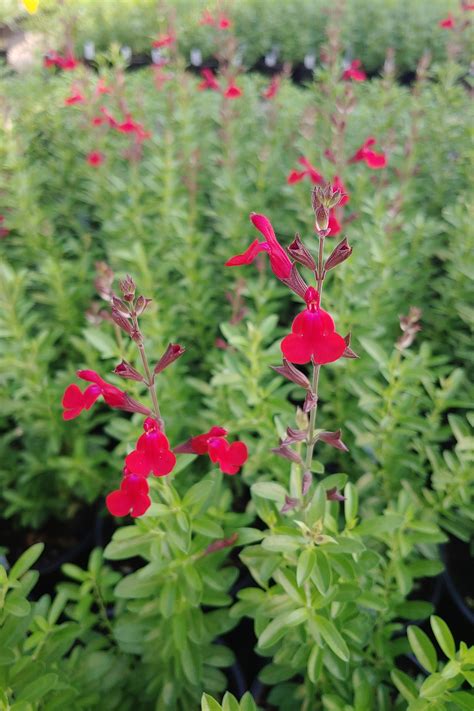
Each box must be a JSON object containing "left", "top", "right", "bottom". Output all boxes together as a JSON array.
[
  {"left": 208, "top": 437, "right": 248, "bottom": 475},
  {"left": 152, "top": 33, "right": 176, "bottom": 48},
  {"left": 223, "top": 80, "right": 243, "bottom": 99},
  {"left": 99, "top": 106, "right": 119, "bottom": 128},
  {"left": 287, "top": 157, "right": 324, "bottom": 185},
  {"left": 281, "top": 287, "right": 346, "bottom": 365},
  {"left": 262, "top": 76, "right": 280, "bottom": 99},
  {"left": 64, "top": 90, "right": 85, "bottom": 105},
  {"left": 218, "top": 14, "right": 232, "bottom": 30},
  {"left": 198, "top": 68, "right": 220, "bottom": 91},
  {"left": 62, "top": 383, "right": 100, "bottom": 420},
  {"left": 332, "top": 175, "right": 349, "bottom": 205},
  {"left": 106, "top": 471, "right": 151, "bottom": 517},
  {"left": 327, "top": 210, "right": 341, "bottom": 237},
  {"left": 87, "top": 151, "right": 105, "bottom": 167},
  {"left": 439, "top": 14, "right": 455, "bottom": 28},
  {"left": 96, "top": 77, "right": 112, "bottom": 95},
  {"left": 226, "top": 213, "right": 293, "bottom": 280},
  {"left": 44, "top": 51, "right": 78, "bottom": 71},
  {"left": 91, "top": 116, "right": 105, "bottom": 126},
  {"left": 77, "top": 370, "right": 127, "bottom": 407},
  {"left": 0, "top": 215, "right": 9, "bottom": 239},
  {"left": 349, "top": 137, "right": 387, "bottom": 169},
  {"left": 342, "top": 59, "right": 367, "bottom": 81},
  {"left": 174, "top": 426, "right": 228, "bottom": 454},
  {"left": 125, "top": 417, "right": 176, "bottom": 477}
]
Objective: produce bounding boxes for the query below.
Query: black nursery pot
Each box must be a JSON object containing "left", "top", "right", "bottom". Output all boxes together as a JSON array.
[
  {"left": 0, "top": 502, "right": 106, "bottom": 597},
  {"left": 442, "top": 539, "right": 474, "bottom": 632}
]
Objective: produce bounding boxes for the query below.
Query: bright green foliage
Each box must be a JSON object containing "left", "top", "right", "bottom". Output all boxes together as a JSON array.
[
  {"left": 201, "top": 691, "right": 259, "bottom": 711},
  {"left": 391, "top": 617, "right": 474, "bottom": 710}
]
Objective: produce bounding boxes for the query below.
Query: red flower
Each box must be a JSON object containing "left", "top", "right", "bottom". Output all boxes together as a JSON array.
[
  {"left": 199, "top": 9, "right": 215, "bottom": 25},
  {"left": 439, "top": 14, "right": 455, "bottom": 28},
  {"left": 349, "top": 137, "right": 387, "bottom": 169},
  {"left": 91, "top": 116, "right": 105, "bottom": 126},
  {"left": 125, "top": 417, "right": 176, "bottom": 477},
  {"left": 87, "top": 151, "right": 105, "bottom": 167},
  {"left": 62, "top": 383, "right": 100, "bottom": 420},
  {"left": 327, "top": 210, "right": 341, "bottom": 237},
  {"left": 64, "top": 90, "right": 85, "bottom": 105},
  {"left": 99, "top": 106, "right": 119, "bottom": 128},
  {"left": 342, "top": 59, "right": 366, "bottom": 81},
  {"left": 281, "top": 287, "right": 346, "bottom": 365},
  {"left": 332, "top": 175, "right": 349, "bottom": 206},
  {"left": 96, "top": 78, "right": 111, "bottom": 95},
  {"left": 0, "top": 215, "right": 9, "bottom": 239},
  {"left": 44, "top": 51, "right": 78, "bottom": 71},
  {"left": 152, "top": 66, "right": 172, "bottom": 90},
  {"left": 198, "top": 68, "right": 220, "bottom": 91},
  {"left": 226, "top": 213, "right": 292, "bottom": 280},
  {"left": 106, "top": 472, "right": 151, "bottom": 517},
  {"left": 174, "top": 426, "right": 228, "bottom": 454},
  {"left": 208, "top": 437, "right": 248, "bottom": 475},
  {"left": 287, "top": 157, "right": 324, "bottom": 185},
  {"left": 262, "top": 76, "right": 280, "bottom": 99},
  {"left": 223, "top": 80, "right": 243, "bottom": 99},
  {"left": 152, "top": 33, "right": 176, "bottom": 48},
  {"left": 218, "top": 14, "right": 232, "bottom": 30},
  {"left": 77, "top": 370, "right": 128, "bottom": 407}
]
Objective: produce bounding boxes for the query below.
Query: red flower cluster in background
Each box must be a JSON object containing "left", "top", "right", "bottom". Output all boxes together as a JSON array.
[
  {"left": 342, "top": 59, "right": 367, "bottom": 81},
  {"left": 44, "top": 51, "right": 78, "bottom": 71},
  {"left": 0, "top": 215, "right": 9, "bottom": 239},
  {"left": 199, "top": 9, "right": 232, "bottom": 29},
  {"left": 349, "top": 137, "right": 387, "bottom": 168},
  {"left": 262, "top": 76, "right": 281, "bottom": 100},
  {"left": 152, "top": 33, "right": 176, "bottom": 48},
  {"left": 198, "top": 68, "right": 243, "bottom": 98}
]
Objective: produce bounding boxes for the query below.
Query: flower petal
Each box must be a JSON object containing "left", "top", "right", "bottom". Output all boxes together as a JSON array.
[
  {"left": 225, "top": 239, "right": 268, "bottom": 267},
  {"left": 106, "top": 490, "right": 132, "bottom": 516}
]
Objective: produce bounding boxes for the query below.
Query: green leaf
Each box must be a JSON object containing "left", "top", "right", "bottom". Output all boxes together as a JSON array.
[
  {"left": 183, "top": 479, "right": 214, "bottom": 514},
  {"left": 9, "top": 543, "right": 44, "bottom": 582},
  {"left": 201, "top": 693, "right": 222, "bottom": 711},
  {"left": 259, "top": 608, "right": 306, "bottom": 649},
  {"left": 297, "top": 548, "right": 316, "bottom": 587},
  {"left": 192, "top": 516, "right": 224, "bottom": 538},
  {"left": 16, "top": 673, "right": 58, "bottom": 702},
  {"left": 407, "top": 626, "right": 438, "bottom": 673},
  {"left": 311, "top": 550, "right": 332, "bottom": 596},
  {"left": 240, "top": 692, "right": 258, "bottom": 711},
  {"left": 306, "top": 485, "right": 326, "bottom": 526},
  {"left": 251, "top": 481, "right": 287, "bottom": 502},
  {"left": 313, "top": 615, "right": 349, "bottom": 662},
  {"left": 262, "top": 535, "right": 301, "bottom": 553},
  {"left": 396, "top": 601, "right": 434, "bottom": 620},
  {"left": 355, "top": 514, "right": 403, "bottom": 537},
  {"left": 430, "top": 616, "right": 455, "bottom": 660},
  {"left": 222, "top": 692, "right": 240, "bottom": 711},
  {"left": 0, "top": 647, "right": 15, "bottom": 665},
  {"left": 344, "top": 483, "right": 358, "bottom": 524},
  {"left": 419, "top": 672, "right": 450, "bottom": 698},
  {"left": 61, "top": 563, "right": 87, "bottom": 582},
  {"left": 4, "top": 594, "right": 30, "bottom": 617},
  {"left": 307, "top": 645, "right": 323, "bottom": 684},
  {"left": 391, "top": 669, "right": 418, "bottom": 703},
  {"left": 450, "top": 691, "right": 474, "bottom": 710}
]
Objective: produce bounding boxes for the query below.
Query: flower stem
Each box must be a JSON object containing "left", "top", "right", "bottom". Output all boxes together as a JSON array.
[
  {"left": 132, "top": 316, "right": 164, "bottom": 429},
  {"left": 305, "top": 363, "right": 321, "bottom": 473}
]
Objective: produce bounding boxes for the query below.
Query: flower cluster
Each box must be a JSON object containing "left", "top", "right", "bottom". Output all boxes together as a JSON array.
[
  {"left": 44, "top": 51, "right": 78, "bottom": 71},
  {"left": 62, "top": 276, "right": 247, "bottom": 517},
  {"left": 198, "top": 68, "right": 243, "bottom": 99},
  {"left": 199, "top": 9, "right": 232, "bottom": 29}
]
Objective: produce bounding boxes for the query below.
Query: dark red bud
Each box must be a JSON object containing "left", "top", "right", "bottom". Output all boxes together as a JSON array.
[
  {"left": 205, "top": 533, "right": 238, "bottom": 555},
  {"left": 319, "top": 429, "right": 349, "bottom": 452},
  {"left": 325, "top": 237, "right": 352, "bottom": 271},
  {"left": 270, "top": 359, "right": 311, "bottom": 389},
  {"left": 173, "top": 439, "right": 195, "bottom": 454},
  {"left": 111, "top": 297, "right": 131, "bottom": 318},
  {"left": 111, "top": 308, "right": 134, "bottom": 336},
  {"left": 281, "top": 427, "right": 307, "bottom": 446},
  {"left": 287, "top": 234, "right": 316, "bottom": 270},
  {"left": 303, "top": 390, "right": 318, "bottom": 413},
  {"left": 154, "top": 343, "right": 186, "bottom": 375},
  {"left": 113, "top": 360, "right": 144, "bottom": 382},
  {"left": 135, "top": 295, "right": 152, "bottom": 316},
  {"left": 342, "top": 332, "right": 359, "bottom": 359},
  {"left": 281, "top": 496, "right": 299, "bottom": 513},
  {"left": 302, "top": 470, "right": 312, "bottom": 495},
  {"left": 281, "top": 264, "right": 309, "bottom": 300},
  {"left": 119, "top": 274, "right": 136, "bottom": 300},
  {"left": 271, "top": 444, "right": 303, "bottom": 464},
  {"left": 326, "top": 487, "right": 345, "bottom": 502}
]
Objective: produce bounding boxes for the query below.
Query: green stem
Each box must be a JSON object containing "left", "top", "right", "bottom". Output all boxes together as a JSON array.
[
  {"left": 304, "top": 363, "right": 321, "bottom": 474},
  {"left": 132, "top": 315, "right": 164, "bottom": 429}
]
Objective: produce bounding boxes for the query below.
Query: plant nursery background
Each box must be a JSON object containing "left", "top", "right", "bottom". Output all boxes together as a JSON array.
[{"left": 0, "top": 0, "right": 473, "bottom": 710}]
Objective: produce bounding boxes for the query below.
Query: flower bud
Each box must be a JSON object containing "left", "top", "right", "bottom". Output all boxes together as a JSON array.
[
  {"left": 270, "top": 359, "right": 310, "bottom": 389},
  {"left": 111, "top": 308, "right": 134, "bottom": 336},
  {"left": 281, "top": 496, "right": 299, "bottom": 513},
  {"left": 326, "top": 487, "right": 345, "bottom": 502},
  {"left": 302, "top": 470, "right": 312, "bottom": 495},
  {"left": 154, "top": 343, "right": 186, "bottom": 375},
  {"left": 135, "top": 295, "right": 152, "bottom": 316},
  {"left": 325, "top": 237, "right": 352, "bottom": 271},
  {"left": 111, "top": 296, "right": 131, "bottom": 318},
  {"left": 113, "top": 360, "right": 144, "bottom": 382},
  {"left": 303, "top": 390, "right": 318, "bottom": 412},
  {"left": 314, "top": 204, "right": 330, "bottom": 232},
  {"left": 119, "top": 274, "right": 136, "bottom": 301},
  {"left": 318, "top": 429, "right": 348, "bottom": 452},
  {"left": 271, "top": 444, "right": 303, "bottom": 464},
  {"left": 287, "top": 234, "right": 316, "bottom": 270},
  {"left": 281, "top": 427, "right": 307, "bottom": 446},
  {"left": 312, "top": 183, "right": 344, "bottom": 231}
]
